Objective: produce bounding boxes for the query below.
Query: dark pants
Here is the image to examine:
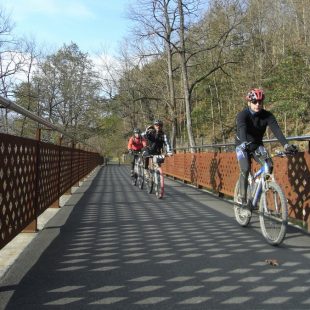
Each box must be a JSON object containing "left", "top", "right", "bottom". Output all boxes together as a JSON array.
[{"left": 236, "top": 145, "right": 273, "bottom": 201}]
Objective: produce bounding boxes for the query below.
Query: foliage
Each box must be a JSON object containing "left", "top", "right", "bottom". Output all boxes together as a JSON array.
[{"left": 2, "top": 0, "right": 310, "bottom": 156}]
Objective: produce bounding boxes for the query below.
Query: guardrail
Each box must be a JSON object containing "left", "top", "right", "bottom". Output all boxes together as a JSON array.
[
  {"left": 163, "top": 136, "right": 310, "bottom": 232},
  {"left": 0, "top": 95, "right": 103, "bottom": 250}
]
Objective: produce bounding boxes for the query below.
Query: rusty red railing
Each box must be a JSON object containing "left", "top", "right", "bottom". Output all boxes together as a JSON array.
[{"left": 0, "top": 132, "right": 103, "bottom": 249}]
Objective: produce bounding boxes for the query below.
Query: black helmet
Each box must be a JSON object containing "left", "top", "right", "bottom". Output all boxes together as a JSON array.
[
  {"left": 153, "top": 119, "right": 163, "bottom": 126},
  {"left": 133, "top": 128, "right": 141, "bottom": 134}
]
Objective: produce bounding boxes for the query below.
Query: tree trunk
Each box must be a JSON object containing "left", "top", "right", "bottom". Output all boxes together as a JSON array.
[
  {"left": 209, "top": 86, "right": 216, "bottom": 143},
  {"left": 163, "top": 0, "right": 177, "bottom": 150},
  {"left": 177, "top": 0, "right": 195, "bottom": 151},
  {"left": 213, "top": 79, "right": 225, "bottom": 144}
]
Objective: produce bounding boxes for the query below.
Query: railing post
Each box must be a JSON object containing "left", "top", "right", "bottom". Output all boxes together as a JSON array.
[
  {"left": 77, "top": 144, "right": 81, "bottom": 185},
  {"left": 73, "top": 143, "right": 80, "bottom": 187},
  {"left": 23, "top": 128, "right": 41, "bottom": 232}
]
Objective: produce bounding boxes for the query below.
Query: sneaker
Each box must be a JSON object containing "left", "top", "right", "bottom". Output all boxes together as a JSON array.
[
  {"left": 236, "top": 196, "right": 251, "bottom": 217},
  {"left": 236, "top": 195, "right": 247, "bottom": 207},
  {"left": 235, "top": 197, "right": 252, "bottom": 210}
]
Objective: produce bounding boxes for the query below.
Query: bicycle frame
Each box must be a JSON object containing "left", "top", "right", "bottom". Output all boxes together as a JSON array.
[
  {"left": 250, "top": 160, "right": 277, "bottom": 210},
  {"left": 251, "top": 162, "right": 267, "bottom": 207}
]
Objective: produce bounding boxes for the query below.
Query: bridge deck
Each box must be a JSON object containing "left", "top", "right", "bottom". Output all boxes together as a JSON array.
[{"left": 0, "top": 164, "right": 309, "bottom": 309}]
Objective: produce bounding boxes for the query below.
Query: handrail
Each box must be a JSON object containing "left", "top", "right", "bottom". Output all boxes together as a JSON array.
[
  {"left": 174, "top": 135, "right": 310, "bottom": 151},
  {"left": 0, "top": 95, "right": 92, "bottom": 148}
]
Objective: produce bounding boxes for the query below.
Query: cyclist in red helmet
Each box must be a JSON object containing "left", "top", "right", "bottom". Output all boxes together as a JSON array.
[
  {"left": 235, "top": 88, "right": 297, "bottom": 205},
  {"left": 128, "top": 128, "right": 146, "bottom": 176}
]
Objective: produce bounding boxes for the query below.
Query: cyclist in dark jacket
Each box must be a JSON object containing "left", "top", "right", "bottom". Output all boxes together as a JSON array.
[
  {"left": 235, "top": 88, "right": 297, "bottom": 204},
  {"left": 142, "top": 119, "right": 172, "bottom": 178}
]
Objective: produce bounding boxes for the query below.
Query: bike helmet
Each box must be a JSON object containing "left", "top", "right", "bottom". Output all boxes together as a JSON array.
[
  {"left": 133, "top": 128, "right": 141, "bottom": 134},
  {"left": 153, "top": 119, "right": 163, "bottom": 126},
  {"left": 246, "top": 88, "right": 265, "bottom": 102}
]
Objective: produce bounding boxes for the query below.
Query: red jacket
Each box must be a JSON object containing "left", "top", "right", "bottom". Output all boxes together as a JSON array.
[{"left": 128, "top": 136, "right": 146, "bottom": 151}]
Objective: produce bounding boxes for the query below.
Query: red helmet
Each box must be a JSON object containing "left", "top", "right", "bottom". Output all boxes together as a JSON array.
[{"left": 246, "top": 88, "right": 265, "bottom": 102}]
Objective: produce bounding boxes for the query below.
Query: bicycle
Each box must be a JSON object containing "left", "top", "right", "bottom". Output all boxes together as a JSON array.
[
  {"left": 130, "top": 151, "right": 144, "bottom": 188},
  {"left": 234, "top": 149, "right": 295, "bottom": 246},
  {"left": 145, "top": 154, "right": 166, "bottom": 199}
]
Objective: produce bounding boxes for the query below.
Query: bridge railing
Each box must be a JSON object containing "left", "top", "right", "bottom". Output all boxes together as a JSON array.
[
  {"left": 163, "top": 136, "right": 310, "bottom": 232},
  {"left": 0, "top": 95, "right": 103, "bottom": 250}
]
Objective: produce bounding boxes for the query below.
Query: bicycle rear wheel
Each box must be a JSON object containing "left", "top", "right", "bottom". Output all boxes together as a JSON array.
[
  {"left": 259, "top": 181, "right": 287, "bottom": 246},
  {"left": 233, "top": 180, "right": 252, "bottom": 226}
]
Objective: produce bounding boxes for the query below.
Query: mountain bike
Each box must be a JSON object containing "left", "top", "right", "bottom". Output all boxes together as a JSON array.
[
  {"left": 131, "top": 151, "right": 144, "bottom": 188},
  {"left": 234, "top": 149, "right": 295, "bottom": 246},
  {"left": 145, "top": 154, "right": 166, "bottom": 199}
]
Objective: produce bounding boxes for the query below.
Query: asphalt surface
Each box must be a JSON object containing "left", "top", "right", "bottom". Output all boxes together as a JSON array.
[{"left": 0, "top": 164, "right": 309, "bottom": 310}]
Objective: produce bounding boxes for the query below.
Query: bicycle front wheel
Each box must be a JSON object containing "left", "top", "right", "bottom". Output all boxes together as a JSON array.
[
  {"left": 137, "top": 162, "right": 144, "bottom": 189},
  {"left": 233, "top": 180, "right": 252, "bottom": 227},
  {"left": 154, "top": 169, "right": 164, "bottom": 199},
  {"left": 131, "top": 173, "right": 137, "bottom": 186},
  {"left": 259, "top": 181, "right": 288, "bottom": 246},
  {"left": 146, "top": 171, "right": 153, "bottom": 194}
]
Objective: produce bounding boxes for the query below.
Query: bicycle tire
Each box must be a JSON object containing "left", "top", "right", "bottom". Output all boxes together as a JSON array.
[
  {"left": 233, "top": 180, "right": 252, "bottom": 226},
  {"left": 146, "top": 170, "right": 153, "bottom": 194},
  {"left": 154, "top": 168, "right": 164, "bottom": 199},
  {"left": 137, "top": 163, "right": 144, "bottom": 189},
  {"left": 259, "top": 181, "right": 287, "bottom": 246},
  {"left": 131, "top": 174, "right": 137, "bottom": 186},
  {"left": 131, "top": 156, "right": 139, "bottom": 186}
]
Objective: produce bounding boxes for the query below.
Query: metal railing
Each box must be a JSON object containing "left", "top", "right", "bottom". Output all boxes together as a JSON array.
[
  {"left": 0, "top": 95, "right": 103, "bottom": 250},
  {"left": 174, "top": 135, "right": 310, "bottom": 152},
  {"left": 164, "top": 136, "right": 310, "bottom": 232},
  {"left": 0, "top": 95, "right": 94, "bottom": 149}
]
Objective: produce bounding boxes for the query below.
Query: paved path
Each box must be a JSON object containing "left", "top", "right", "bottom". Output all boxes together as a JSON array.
[{"left": 0, "top": 164, "right": 309, "bottom": 309}]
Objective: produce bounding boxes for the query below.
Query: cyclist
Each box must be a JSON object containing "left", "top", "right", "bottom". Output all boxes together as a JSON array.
[
  {"left": 235, "top": 88, "right": 297, "bottom": 205},
  {"left": 142, "top": 119, "right": 173, "bottom": 179},
  {"left": 128, "top": 128, "right": 146, "bottom": 176}
]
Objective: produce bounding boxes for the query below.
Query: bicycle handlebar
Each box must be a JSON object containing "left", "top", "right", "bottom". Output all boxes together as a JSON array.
[
  {"left": 273, "top": 150, "right": 297, "bottom": 157},
  {"left": 130, "top": 150, "right": 143, "bottom": 155}
]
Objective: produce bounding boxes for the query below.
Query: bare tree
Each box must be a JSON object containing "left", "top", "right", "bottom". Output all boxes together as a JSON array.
[
  {"left": 128, "top": 0, "right": 180, "bottom": 148},
  {"left": 177, "top": 0, "right": 196, "bottom": 149},
  {"left": 0, "top": 7, "right": 25, "bottom": 133}
]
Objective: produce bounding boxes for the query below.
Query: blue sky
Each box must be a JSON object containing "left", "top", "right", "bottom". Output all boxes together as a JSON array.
[{"left": 1, "top": 0, "right": 134, "bottom": 55}]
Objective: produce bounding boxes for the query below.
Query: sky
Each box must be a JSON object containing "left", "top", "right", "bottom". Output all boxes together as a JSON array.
[{"left": 1, "top": 0, "right": 134, "bottom": 56}]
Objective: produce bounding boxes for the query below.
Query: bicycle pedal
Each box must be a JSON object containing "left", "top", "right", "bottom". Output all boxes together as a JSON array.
[{"left": 234, "top": 201, "right": 250, "bottom": 209}]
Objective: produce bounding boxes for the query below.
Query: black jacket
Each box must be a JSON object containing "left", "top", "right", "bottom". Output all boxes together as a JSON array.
[
  {"left": 235, "top": 107, "right": 287, "bottom": 151},
  {"left": 143, "top": 128, "right": 171, "bottom": 155}
]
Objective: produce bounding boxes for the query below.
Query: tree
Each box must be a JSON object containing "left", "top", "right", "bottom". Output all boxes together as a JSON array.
[
  {"left": 30, "top": 43, "right": 102, "bottom": 142},
  {"left": 0, "top": 6, "right": 25, "bottom": 133},
  {"left": 128, "top": 0, "right": 180, "bottom": 148}
]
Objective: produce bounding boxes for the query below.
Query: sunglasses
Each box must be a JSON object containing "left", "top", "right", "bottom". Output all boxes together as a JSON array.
[{"left": 251, "top": 100, "right": 263, "bottom": 105}]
